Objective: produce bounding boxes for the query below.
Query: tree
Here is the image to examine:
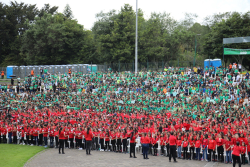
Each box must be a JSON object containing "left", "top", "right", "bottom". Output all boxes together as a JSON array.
[
  {"left": 204, "top": 12, "right": 250, "bottom": 68},
  {"left": 0, "top": 1, "right": 39, "bottom": 66},
  {"left": 63, "top": 4, "right": 73, "bottom": 19},
  {"left": 38, "top": 3, "right": 58, "bottom": 18},
  {"left": 92, "top": 4, "right": 143, "bottom": 64},
  {"left": 21, "top": 13, "right": 87, "bottom": 65}
]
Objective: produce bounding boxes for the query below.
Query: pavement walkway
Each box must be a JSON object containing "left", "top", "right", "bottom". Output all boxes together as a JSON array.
[{"left": 24, "top": 148, "right": 233, "bottom": 167}]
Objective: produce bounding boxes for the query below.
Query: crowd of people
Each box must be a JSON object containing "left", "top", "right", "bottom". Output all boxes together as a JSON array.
[{"left": 0, "top": 64, "right": 250, "bottom": 166}]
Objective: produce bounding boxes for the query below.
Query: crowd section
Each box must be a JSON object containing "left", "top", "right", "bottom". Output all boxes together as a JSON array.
[{"left": 0, "top": 65, "right": 250, "bottom": 165}]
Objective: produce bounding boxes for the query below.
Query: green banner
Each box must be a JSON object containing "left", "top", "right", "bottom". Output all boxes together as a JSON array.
[{"left": 224, "top": 48, "right": 250, "bottom": 55}]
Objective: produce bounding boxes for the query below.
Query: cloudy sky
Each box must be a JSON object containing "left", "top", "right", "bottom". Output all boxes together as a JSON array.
[{"left": 3, "top": 0, "right": 250, "bottom": 30}]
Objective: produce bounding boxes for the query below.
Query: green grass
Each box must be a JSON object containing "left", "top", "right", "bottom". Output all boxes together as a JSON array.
[{"left": 0, "top": 144, "right": 46, "bottom": 167}]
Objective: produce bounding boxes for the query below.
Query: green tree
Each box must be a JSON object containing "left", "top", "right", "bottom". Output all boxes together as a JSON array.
[
  {"left": 21, "top": 13, "right": 87, "bottom": 65},
  {"left": 63, "top": 4, "right": 73, "bottom": 19},
  {"left": 204, "top": 12, "right": 250, "bottom": 68},
  {"left": 0, "top": 1, "right": 38, "bottom": 66},
  {"left": 38, "top": 3, "right": 58, "bottom": 18}
]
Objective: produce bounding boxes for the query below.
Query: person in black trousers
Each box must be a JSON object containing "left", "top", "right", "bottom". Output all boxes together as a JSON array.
[
  {"left": 85, "top": 127, "right": 93, "bottom": 155},
  {"left": 232, "top": 141, "right": 241, "bottom": 167},
  {"left": 169, "top": 132, "right": 177, "bottom": 163},
  {"left": 58, "top": 127, "right": 65, "bottom": 154},
  {"left": 116, "top": 130, "right": 122, "bottom": 152},
  {"left": 183, "top": 138, "right": 188, "bottom": 159},
  {"left": 38, "top": 125, "right": 43, "bottom": 146},
  {"left": 129, "top": 131, "right": 137, "bottom": 158},
  {"left": 55, "top": 127, "right": 59, "bottom": 148},
  {"left": 122, "top": 130, "right": 127, "bottom": 153}
]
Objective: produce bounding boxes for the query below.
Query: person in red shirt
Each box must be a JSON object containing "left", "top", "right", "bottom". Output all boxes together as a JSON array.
[
  {"left": 247, "top": 138, "right": 250, "bottom": 164},
  {"left": 54, "top": 127, "right": 59, "bottom": 148},
  {"left": 104, "top": 129, "right": 110, "bottom": 151},
  {"left": 216, "top": 134, "right": 224, "bottom": 162},
  {"left": 208, "top": 135, "right": 216, "bottom": 162},
  {"left": 64, "top": 127, "right": 69, "bottom": 148},
  {"left": 48, "top": 126, "right": 54, "bottom": 148},
  {"left": 99, "top": 129, "right": 105, "bottom": 151},
  {"left": 43, "top": 125, "right": 48, "bottom": 147},
  {"left": 12, "top": 125, "right": 17, "bottom": 144},
  {"left": 195, "top": 136, "right": 201, "bottom": 160},
  {"left": 33, "top": 125, "right": 39, "bottom": 146},
  {"left": 76, "top": 127, "right": 83, "bottom": 149},
  {"left": 2, "top": 125, "right": 7, "bottom": 143},
  {"left": 129, "top": 131, "right": 138, "bottom": 158},
  {"left": 165, "top": 134, "right": 170, "bottom": 157},
  {"left": 224, "top": 136, "right": 232, "bottom": 164},
  {"left": 183, "top": 138, "right": 188, "bottom": 160},
  {"left": 140, "top": 133, "right": 145, "bottom": 155},
  {"left": 241, "top": 142, "right": 246, "bottom": 165},
  {"left": 169, "top": 132, "right": 177, "bottom": 163},
  {"left": 110, "top": 130, "right": 116, "bottom": 152},
  {"left": 176, "top": 136, "right": 182, "bottom": 159},
  {"left": 58, "top": 127, "right": 65, "bottom": 154},
  {"left": 116, "top": 129, "right": 122, "bottom": 153},
  {"left": 202, "top": 134, "right": 208, "bottom": 161},
  {"left": 93, "top": 128, "right": 99, "bottom": 151},
  {"left": 142, "top": 133, "right": 150, "bottom": 159},
  {"left": 85, "top": 127, "right": 93, "bottom": 155},
  {"left": 159, "top": 133, "right": 165, "bottom": 156},
  {"left": 20, "top": 127, "right": 25, "bottom": 145},
  {"left": 152, "top": 134, "right": 158, "bottom": 156},
  {"left": 68, "top": 124, "right": 74, "bottom": 149},
  {"left": 38, "top": 125, "right": 43, "bottom": 146},
  {"left": 232, "top": 141, "right": 242, "bottom": 167},
  {"left": 189, "top": 136, "right": 195, "bottom": 160}
]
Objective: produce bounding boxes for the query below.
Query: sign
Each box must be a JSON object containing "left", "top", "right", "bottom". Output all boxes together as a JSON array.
[
  {"left": 224, "top": 48, "right": 250, "bottom": 55},
  {"left": 223, "top": 36, "right": 250, "bottom": 44}
]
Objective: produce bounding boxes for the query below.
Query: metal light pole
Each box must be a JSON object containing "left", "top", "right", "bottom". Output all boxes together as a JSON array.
[
  {"left": 135, "top": 0, "right": 138, "bottom": 73},
  {"left": 193, "top": 34, "right": 201, "bottom": 67}
]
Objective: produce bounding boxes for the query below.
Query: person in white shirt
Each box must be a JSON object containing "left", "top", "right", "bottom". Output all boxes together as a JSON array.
[{"left": 238, "top": 64, "right": 242, "bottom": 72}]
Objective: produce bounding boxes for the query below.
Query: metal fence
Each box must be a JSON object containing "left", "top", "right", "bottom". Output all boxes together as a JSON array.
[
  {"left": 99, "top": 61, "right": 204, "bottom": 73},
  {"left": 0, "top": 64, "right": 89, "bottom": 78},
  {"left": 0, "top": 60, "right": 204, "bottom": 78}
]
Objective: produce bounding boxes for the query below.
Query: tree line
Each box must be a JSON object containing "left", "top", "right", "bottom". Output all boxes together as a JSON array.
[{"left": 1, "top": 1, "right": 250, "bottom": 69}]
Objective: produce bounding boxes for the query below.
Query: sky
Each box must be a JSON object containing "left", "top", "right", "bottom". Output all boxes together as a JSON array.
[{"left": 2, "top": 0, "right": 250, "bottom": 30}]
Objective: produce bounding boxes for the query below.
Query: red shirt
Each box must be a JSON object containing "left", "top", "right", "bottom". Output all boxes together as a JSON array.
[
  {"left": 169, "top": 135, "right": 177, "bottom": 146},
  {"left": 189, "top": 139, "right": 195, "bottom": 147},
  {"left": 232, "top": 145, "right": 242, "bottom": 156},
  {"left": 208, "top": 140, "right": 216, "bottom": 150},
  {"left": 69, "top": 128, "right": 74, "bottom": 138},
  {"left": 195, "top": 140, "right": 201, "bottom": 148},
  {"left": 183, "top": 141, "right": 188, "bottom": 147},
  {"left": 216, "top": 138, "right": 224, "bottom": 146},
  {"left": 143, "top": 136, "right": 150, "bottom": 144},
  {"left": 85, "top": 131, "right": 93, "bottom": 141},
  {"left": 130, "top": 136, "right": 136, "bottom": 143},
  {"left": 247, "top": 144, "right": 250, "bottom": 153},
  {"left": 202, "top": 139, "right": 208, "bottom": 148},
  {"left": 33, "top": 128, "right": 38, "bottom": 137},
  {"left": 42, "top": 128, "right": 48, "bottom": 137},
  {"left": 177, "top": 140, "right": 182, "bottom": 146},
  {"left": 160, "top": 137, "right": 165, "bottom": 145},
  {"left": 241, "top": 146, "right": 246, "bottom": 154},
  {"left": 99, "top": 132, "right": 105, "bottom": 139},
  {"left": 225, "top": 141, "right": 232, "bottom": 151},
  {"left": 59, "top": 131, "right": 65, "bottom": 139},
  {"left": 105, "top": 134, "right": 110, "bottom": 141}
]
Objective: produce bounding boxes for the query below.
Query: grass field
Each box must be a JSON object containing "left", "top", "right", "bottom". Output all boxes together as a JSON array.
[{"left": 0, "top": 144, "right": 46, "bottom": 167}]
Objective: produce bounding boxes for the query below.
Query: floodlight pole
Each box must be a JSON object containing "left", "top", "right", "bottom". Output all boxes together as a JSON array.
[
  {"left": 223, "top": 44, "right": 224, "bottom": 68},
  {"left": 135, "top": 0, "right": 138, "bottom": 73}
]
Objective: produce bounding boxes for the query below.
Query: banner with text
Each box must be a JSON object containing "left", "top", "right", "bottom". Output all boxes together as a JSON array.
[{"left": 224, "top": 48, "right": 250, "bottom": 55}]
